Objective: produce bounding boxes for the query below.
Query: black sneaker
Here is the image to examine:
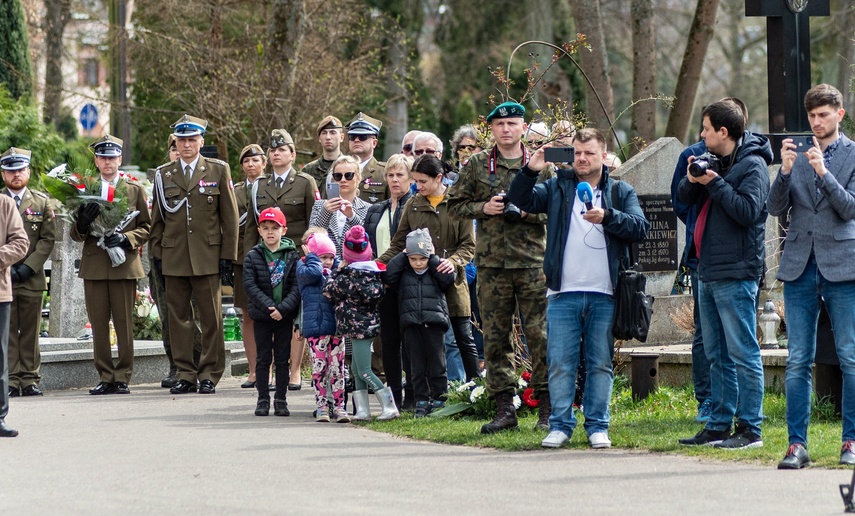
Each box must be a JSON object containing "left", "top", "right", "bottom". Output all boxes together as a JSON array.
[
  {"left": 414, "top": 401, "right": 431, "bottom": 418},
  {"left": 678, "top": 428, "right": 731, "bottom": 446},
  {"left": 715, "top": 428, "right": 762, "bottom": 449}
]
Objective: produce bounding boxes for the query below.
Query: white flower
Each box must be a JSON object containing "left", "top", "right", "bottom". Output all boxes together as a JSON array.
[
  {"left": 517, "top": 377, "right": 528, "bottom": 389},
  {"left": 470, "top": 385, "right": 485, "bottom": 403},
  {"left": 512, "top": 395, "right": 522, "bottom": 410},
  {"left": 137, "top": 303, "right": 150, "bottom": 317},
  {"left": 457, "top": 381, "right": 476, "bottom": 393}
]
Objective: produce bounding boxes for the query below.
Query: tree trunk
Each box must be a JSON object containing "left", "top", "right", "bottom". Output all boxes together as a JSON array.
[
  {"left": 384, "top": 37, "right": 407, "bottom": 159},
  {"left": 665, "top": 0, "right": 721, "bottom": 143},
  {"left": 42, "top": 0, "right": 71, "bottom": 129},
  {"left": 268, "top": 0, "right": 307, "bottom": 128},
  {"left": 569, "top": 0, "right": 616, "bottom": 148},
  {"left": 836, "top": 2, "right": 855, "bottom": 110},
  {"left": 630, "top": 0, "right": 655, "bottom": 156}
]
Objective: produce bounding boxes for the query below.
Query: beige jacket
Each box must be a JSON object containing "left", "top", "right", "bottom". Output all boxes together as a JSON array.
[{"left": 0, "top": 195, "right": 30, "bottom": 302}]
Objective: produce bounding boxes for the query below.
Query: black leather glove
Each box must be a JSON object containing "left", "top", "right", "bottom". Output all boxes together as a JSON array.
[
  {"left": 16, "top": 264, "right": 34, "bottom": 282},
  {"left": 103, "top": 232, "right": 129, "bottom": 249},
  {"left": 219, "top": 259, "right": 234, "bottom": 287},
  {"left": 10, "top": 265, "right": 21, "bottom": 283},
  {"left": 153, "top": 257, "right": 163, "bottom": 275},
  {"left": 75, "top": 203, "right": 101, "bottom": 234}
]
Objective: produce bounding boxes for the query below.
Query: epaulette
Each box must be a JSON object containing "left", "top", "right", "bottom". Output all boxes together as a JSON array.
[
  {"left": 377, "top": 160, "right": 387, "bottom": 167},
  {"left": 34, "top": 190, "right": 49, "bottom": 199},
  {"left": 205, "top": 157, "right": 228, "bottom": 166},
  {"left": 155, "top": 161, "right": 174, "bottom": 171},
  {"left": 296, "top": 171, "right": 315, "bottom": 181}
]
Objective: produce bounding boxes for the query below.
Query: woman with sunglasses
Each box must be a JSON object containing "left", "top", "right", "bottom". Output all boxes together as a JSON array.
[
  {"left": 378, "top": 154, "right": 480, "bottom": 382},
  {"left": 364, "top": 154, "right": 414, "bottom": 409},
  {"left": 309, "top": 155, "right": 371, "bottom": 257},
  {"left": 450, "top": 125, "right": 483, "bottom": 168},
  {"left": 234, "top": 144, "right": 267, "bottom": 388}
]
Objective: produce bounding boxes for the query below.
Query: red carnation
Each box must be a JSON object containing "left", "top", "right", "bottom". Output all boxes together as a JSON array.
[
  {"left": 521, "top": 371, "right": 532, "bottom": 382},
  {"left": 522, "top": 387, "right": 539, "bottom": 408}
]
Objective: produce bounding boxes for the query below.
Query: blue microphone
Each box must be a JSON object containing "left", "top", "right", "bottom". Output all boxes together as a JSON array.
[{"left": 577, "top": 182, "right": 595, "bottom": 211}]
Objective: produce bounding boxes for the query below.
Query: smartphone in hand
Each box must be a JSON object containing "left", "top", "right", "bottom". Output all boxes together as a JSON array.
[
  {"left": 792, "top": 134, "right": 815, "bottom": 152},
  {"left": 543, "top": 146, "right": 575, "bottom": 163},
  {"left": 327, "top": 182, "right": 340, "bottom": 199}
]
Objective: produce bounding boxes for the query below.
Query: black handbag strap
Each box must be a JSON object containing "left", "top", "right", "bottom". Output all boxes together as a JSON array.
[{"left": 610, "top": 179, "right": 635, "bottom": 272}]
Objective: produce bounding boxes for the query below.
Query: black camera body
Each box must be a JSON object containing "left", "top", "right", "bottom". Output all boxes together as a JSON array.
[
  {"left": 497, "top": 192, "right": 522, "bottom": 223},
  {"left": 688, "top": 152, "right": 721, "bottom": 177}
]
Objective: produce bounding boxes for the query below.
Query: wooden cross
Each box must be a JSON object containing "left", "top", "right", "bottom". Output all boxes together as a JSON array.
[{"left": 746, "top": 0, "right": 830, "bottom": 133}]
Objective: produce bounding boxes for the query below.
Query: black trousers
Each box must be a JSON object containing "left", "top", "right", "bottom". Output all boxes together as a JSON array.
[
  {"left": 403, "top": 324, "right": 446, "bottom": 403},
  {"left": 450, "top": 316, "right": 480, "bottom": 381},
  {"left": 379, "top": 291, "right": 412, "bottom": 407},
  {"left": 254, "top": 318, "right": 292, "bottom": 400}
]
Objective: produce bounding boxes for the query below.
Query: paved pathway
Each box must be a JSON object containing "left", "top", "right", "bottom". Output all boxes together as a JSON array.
[{"left": 0, "top": 378, "right": 850, "bottom": 515}]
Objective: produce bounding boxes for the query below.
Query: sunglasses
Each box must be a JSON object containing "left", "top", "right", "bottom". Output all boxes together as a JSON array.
[
  {"left": 457, "top": 144, "right": 478, "bottom": 152},
  {"left": 402, "top": 144, "right": 413, "bottom": 152},
  {"left": 345, "top": 240, "right": 369, "bottom": 251},
  {"left": 414, "top": 148, "right": 437, "bottom": 156},
  {"left": 348, "top": 134, "right": 373, "bottom": 142},
  {"left": 332, "top": 172, "right": 356, "bottom": 181}
]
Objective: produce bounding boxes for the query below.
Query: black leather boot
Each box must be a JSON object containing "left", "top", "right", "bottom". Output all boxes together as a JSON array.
[
  {"left": 536, "top": 392, "right": 551, "bottom": 431},
  {"left": 161, "top": 364, "right": 178, "bottom": 388},
  {"left": 480, "top": 392, "right": 519, "bottom": 434}
]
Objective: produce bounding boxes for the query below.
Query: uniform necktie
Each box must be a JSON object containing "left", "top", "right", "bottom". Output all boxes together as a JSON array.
[
  {"left": 13, "top": 195, "right": 20, "bottom": 206},
  {"left": 276, "top": 177, "right": 284, "bottom": 192},
  {"left": 185, "top": 165, "right": 192, "bottom": 179}
]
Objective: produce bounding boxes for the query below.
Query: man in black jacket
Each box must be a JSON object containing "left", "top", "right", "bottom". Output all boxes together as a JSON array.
[{"left": 677, "top": 100, "right": 772, "bottom": 449}]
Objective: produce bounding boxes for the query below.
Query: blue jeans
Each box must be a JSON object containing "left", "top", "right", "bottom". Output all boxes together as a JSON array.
[
  {"left": 690, "top": 269, "right": 711, "bottom": 404},
  {"left": 784, "top": 255, "right": 855, "bottom": 445},
  {"left": 444, "top": 327, "right": 465, "bottom": 383},
  {"left": 698, "top": 278, "right": 764, "bottom": 435},
  {"left": 546, "top": 292, "right": 615, "bottom": 437}
]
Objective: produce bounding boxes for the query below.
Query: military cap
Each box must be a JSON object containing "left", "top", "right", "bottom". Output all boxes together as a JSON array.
[
  {"left": 239, "top": 143, "right": 266, "bottom": 163},
  {"left": 171, "top": 114, "right": 207, "bottom": 137},
  {"left": 167, "top": 134, "right": 177, "bottom": 150},
  {"left": 486, "top": 101, "right": 526, "bottom": 123},
  {"left": 270, "top": 129, "right": 294, "bottom": 149},
  {"left": 89, "top": 135, "right": 124, "bottom": 157},
  {"left": 317, "top": 115, "right": 343, "bottom": 136},
  {"left": 346, "top": 112, "right": 382, "bottom": 136},
  {"left": 0, "top": 147, "right": 31, "bottom": 171}
]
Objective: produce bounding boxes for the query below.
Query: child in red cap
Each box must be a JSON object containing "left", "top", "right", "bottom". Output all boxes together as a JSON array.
[{"left": 243, "top": 207, "right": 300, "bottom": 416}]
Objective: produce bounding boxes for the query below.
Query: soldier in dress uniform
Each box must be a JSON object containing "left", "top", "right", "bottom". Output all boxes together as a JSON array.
[
  {"left": 302, "top": 115, "right": 344, "bottom": 199},
  {"left": 149, "top": 115, "right": 239, "bottom": 395},
  {"left": 2, "top": 148, "right": 56, "bottom": 397},
  {"left": 245, "top": 129, "right": 318, "bottom": 390},
  {"left": 346, "top": 112, "right": 389, "bottom": 204},
  {"left": 71, "top": 136, "right": 151, "bottom": 395}
]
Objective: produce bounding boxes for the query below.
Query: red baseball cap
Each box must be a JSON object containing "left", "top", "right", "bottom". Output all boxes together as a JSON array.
[{"left": 258, "top": 207, "right": 287, "bottom": 227}]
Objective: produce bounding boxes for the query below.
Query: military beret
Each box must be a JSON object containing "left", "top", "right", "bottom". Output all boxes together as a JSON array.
[
  {"left": 317, "top": 115, "right": 343, "bottom": 136},
  {"left": 239, "top": 143, "right": 266, "bottom": 163},
  {"left": 171, "top": 114, "right": 207, "bottom": 137},
  {"left": 0, "top": 147, "right": 31, "bottom": 171},
  {"left": 346, "top": 112, "right": 382, "bottom": 136},
  {"left": 486, "top": 102, "right": 526, "bottom": 123},
  {"left": 89, "top": 135, "right": 124, "bottom": 157},
  {"left": 270, "top": 129, "right": 294, "bottom": 149}
]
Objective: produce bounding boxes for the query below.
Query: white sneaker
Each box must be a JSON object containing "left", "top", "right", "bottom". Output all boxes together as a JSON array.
[
  {"left": 589, "top": 431, "right": 611, "bottom": 449},
  {"left": 541, "top": 430, "right": 570, "bottom": 448}
]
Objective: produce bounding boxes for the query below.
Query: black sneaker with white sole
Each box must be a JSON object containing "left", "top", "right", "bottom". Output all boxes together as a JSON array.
[
  {"left": 714, "top": 428, "right": 762, "bottom": 449},
  {"left": 678, "top": 428, "right": 731, "bottom": 446}
]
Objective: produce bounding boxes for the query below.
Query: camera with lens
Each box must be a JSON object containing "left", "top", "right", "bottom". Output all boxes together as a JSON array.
[
  {"left": 688, "top": 152, "right": 721, "bottom": 177},
  {"left": 497, "top": 192, "right": 522, "bottom": 223}
]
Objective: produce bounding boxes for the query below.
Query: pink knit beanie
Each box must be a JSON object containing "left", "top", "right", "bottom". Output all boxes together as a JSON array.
[
  {"left": 306, "top": 232, "right": 336, "bottom": 257},
  {"left": 342, "top": 225, "right": 373, "bottom": 263}
]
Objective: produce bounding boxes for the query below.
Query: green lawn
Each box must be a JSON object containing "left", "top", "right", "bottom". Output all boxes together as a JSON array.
[{"left": 362, "top": 380, "right": 849, "bottom": 469}]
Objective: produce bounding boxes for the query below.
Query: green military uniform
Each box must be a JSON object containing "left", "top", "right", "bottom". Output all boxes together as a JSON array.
[
  {"left": 302, "top": 157, "right": 336, "bottom": 199},
  {"left": 245, "top": 171, "right": 318, "bottom": 252},
  {"left": 71, "top": 171, "right": 151, "bottom": 386},
  {"left": 447, "top": 148, "right": 552, "bottom": 398},
  {"left": 5, "top": 186, "right": 56, "bottom": 393},
  {"left": 358, "top": 156, "right": 389, "bottom": 204}
]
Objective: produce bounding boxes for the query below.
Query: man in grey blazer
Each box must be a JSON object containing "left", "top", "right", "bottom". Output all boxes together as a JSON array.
[{"left": 769, "top": 84, "right": 855, "bottom": 469}]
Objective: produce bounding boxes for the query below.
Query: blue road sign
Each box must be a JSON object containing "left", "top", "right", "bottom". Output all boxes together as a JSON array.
[{"left": 80, "top": 104, "right": 98, "bottom": 131}]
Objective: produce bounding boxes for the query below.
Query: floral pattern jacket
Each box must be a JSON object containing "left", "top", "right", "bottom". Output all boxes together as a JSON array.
[{"left": 323, "top": 262, "right": 385, "bottom": 339}]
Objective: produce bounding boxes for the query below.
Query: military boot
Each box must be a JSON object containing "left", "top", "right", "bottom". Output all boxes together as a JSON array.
[
  {"left": 480, "top": 392, "right": 518, "bottom": 434},
  {"left": 535, "top": 391, "right": 551, "bottom": 431},
  {"left": 161, "top": 364, "right": 178, "bottom": 388}
]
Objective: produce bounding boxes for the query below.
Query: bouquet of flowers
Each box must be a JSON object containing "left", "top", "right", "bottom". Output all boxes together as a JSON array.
[
  {"left": 42, "top": 164, "right": 140, "bottom": 267},
  {"left": 132, "top": 288, "right": 162, "bottom": 340},
  {"left": 431, "top": 370, "right": 536, "bottom": 419}
]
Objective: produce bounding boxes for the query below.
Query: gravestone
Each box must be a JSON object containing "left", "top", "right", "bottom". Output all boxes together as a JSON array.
[{"left": 47, "top": 218, "right": 88, "bottom": 338}]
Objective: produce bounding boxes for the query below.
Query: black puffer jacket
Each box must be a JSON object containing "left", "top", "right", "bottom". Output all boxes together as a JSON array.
[
  {"left": 383, "top": 252, "right": 454, "bottom": 331},
  {"left": 242, "top": 243, "right": 301, "bottom": 322},
  {"left": 364, "top": 192, "right": 412, "bottom": 258}
]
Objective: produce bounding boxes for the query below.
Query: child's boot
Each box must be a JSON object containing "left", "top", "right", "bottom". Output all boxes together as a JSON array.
[
  {"left": 255, "top": 398, "right": 270, "bottom": 416},
  {"left": 352, "top": 390, "right": 371, "bottom": 420},
  {"left": 375, "top": 386, "right": 400, "bottom": 420}
]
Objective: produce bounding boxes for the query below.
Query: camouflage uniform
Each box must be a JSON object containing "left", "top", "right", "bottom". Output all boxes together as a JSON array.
[
  {"left": 302, "top": 157, "right": 337, "bottom": 199},
  {"left": 447, "top": 149, "right": 551, "bottom": 397}
]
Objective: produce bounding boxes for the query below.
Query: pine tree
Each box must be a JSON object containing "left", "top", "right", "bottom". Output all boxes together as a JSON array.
[{"left": 0, "top": 0, "right": 33, "bottom": 100}]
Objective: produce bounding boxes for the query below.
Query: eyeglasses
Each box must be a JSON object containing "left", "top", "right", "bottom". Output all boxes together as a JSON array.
[
  {"left": 457, "top": 144, "right": 478, "bottom": 152},
  {"left": 348, "top": 134, "right": 373, "bottom": 142},
  {"left": 332, "top": 172, "right": 356, "bottom": 181},
  {"left": 345, "top": 239, "right": 369, "bottom": 251},
  {"left": 414, "top": 148, "right": 437, "bottom": 156},
  {"left": 402, "top": 144, "right": 413, "bottom": 152}
]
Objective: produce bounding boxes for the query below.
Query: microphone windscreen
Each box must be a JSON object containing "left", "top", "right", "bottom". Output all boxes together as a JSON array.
[{"left": 577, "top": 182, "right": 594, "bottom": 204}]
